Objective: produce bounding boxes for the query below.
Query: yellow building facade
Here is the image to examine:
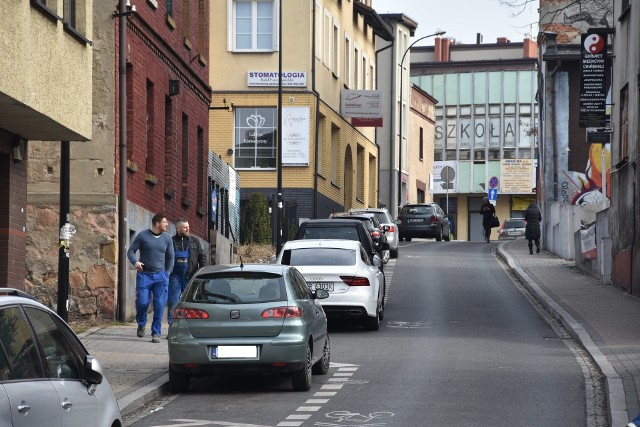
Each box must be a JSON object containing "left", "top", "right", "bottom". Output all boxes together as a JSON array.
[{"left": 209, "top": 0, "right": 391, "bottom": 237}]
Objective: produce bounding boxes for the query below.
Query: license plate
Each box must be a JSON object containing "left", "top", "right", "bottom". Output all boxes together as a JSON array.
[
  {"left": 210, "top": 346, "right": 258, "bottom": 359},
  {"left": 408, "top": 219, "right": 423, "bottom": 223},
  {"left": 308, "top": 282, "right": 334, "bottom": 292},
  {"left": 509, "top": 230, "right": 521, "bottom": 235}
]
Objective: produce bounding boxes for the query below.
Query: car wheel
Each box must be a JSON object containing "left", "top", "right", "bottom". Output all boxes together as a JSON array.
[
  {"left": 312, "top": 336, "right": 331, "bottom": 375},
  {"left": 390, "top": 247, "right": 398, "bottom": 258},
  {"left": 382, "top": 249, "right": 390, "bottom": 263},
  {"left": 444, "top": 229, "right": 451, "bottom": 242},
  {"left": 435, "top": 227, "right": 443, "bottom": 241},
  {"left": 405, "top": 237, "right": 412, "bottom": 242},
  {"left": 169, "top": 366, "right": 190, "bottom": 393},
  {"left": 292, "top": 344, "right": 312, "bottom": 391},
  {"left": 363, "top": 311, "right": 380, "bottom": 331}
]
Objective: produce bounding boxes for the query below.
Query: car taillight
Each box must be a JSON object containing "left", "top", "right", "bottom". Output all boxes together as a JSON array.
[
  {"left": 388, "top": 225, "right": 396, "bottom": 232},
  {"left": 340, "top": 276, "right": 370, "bottom": 286},
  {"left": 371, "top": 230, "right": 381, "bottom": 238},
  {"left": 261, "top": 307, "right": 303, "bottom": 318},
  {"left": 173, "top": 308, "right": 209, "bottom": 319},
  {"left": 431, "top": 215, "right": 438, "bottom": 223}
]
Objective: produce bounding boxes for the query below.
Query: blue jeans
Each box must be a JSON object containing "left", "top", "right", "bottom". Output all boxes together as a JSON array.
[
  {"left": 167, "top": 270, "right": 188, "bottom": 324},
  {"left": 135, "top": 271, "right": 168, "bottom": 336}
]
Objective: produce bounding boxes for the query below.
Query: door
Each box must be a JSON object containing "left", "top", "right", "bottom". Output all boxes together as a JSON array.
[{"left": 468, "top": 197, "right": 486, "bottom": 242}]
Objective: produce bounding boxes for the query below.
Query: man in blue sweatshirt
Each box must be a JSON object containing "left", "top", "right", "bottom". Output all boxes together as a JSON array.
[{"left": 127, "top": 213, "right": 175, "bottom": 343}]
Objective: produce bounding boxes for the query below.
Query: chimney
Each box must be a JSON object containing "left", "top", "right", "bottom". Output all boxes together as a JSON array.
[
  {"left": 523, "top": 38, "right": 538, "bottom": 58},
  {"left": 442, "top": 38, "right": 451, "bottom": 62},
  {"left": 476, "top": 33, "right": 483, "bottom": 44},
  {"left": 434, "top": 37, "right": 443, "bottom": 62},
  {"left": 497, "top": 37, "right": 510, "bottom": 44}
]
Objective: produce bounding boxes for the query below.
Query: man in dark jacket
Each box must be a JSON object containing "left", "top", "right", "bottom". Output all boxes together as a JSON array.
[
  {"left": 167, "top": 219, "right": 207, "bottom": 324},
  {"left": 524, "top": 202, "right": 542, "bottom": 254},
  {"left": 480, "top": 197, "right": 496, "bottom": 243}
]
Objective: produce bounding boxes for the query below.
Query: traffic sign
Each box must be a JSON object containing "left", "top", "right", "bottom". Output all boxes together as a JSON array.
[
  {"left": 488, "top": 188, "right": 498, "bottom": 202},
  {"left": 489, "top": 176, "right": 499, "bottom": 189}
]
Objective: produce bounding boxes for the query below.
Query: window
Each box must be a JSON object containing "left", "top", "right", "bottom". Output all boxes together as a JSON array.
[
  {"left": 198, "top": 0, "right": 206, "bottom": 56},
  {"left": 315, "top": 0, "right": 322, "bottom": 60},
  {"left": 146, "top": 79, "right": 155, "bottom": 175},
  {"left": 235, "top": 107, "right": 277, "bottom": 169},
  {"left": 620, "top": 85, "right": 629, "bottom": 159},
  {"left": 317, "top": 115, "right": 325, "bottom": 175},
  {"left": 344, "top": 34, "right": 352, "bottom": 87},
  {"left": 167, "top": 0, "right": 174, "bottom": 16},
  {"left": 323, "top": 10, "right": 332, "bottom": 69},
  {"left": 362, "top": 55, "right": 367, "bottom": 89},
  {"left": 183, "top": 0, "right": 191, "bottom": 43},
  {"left": 331, "top": 124, "right": 340, "bottom": 183},
  {"left": 357, "top": 145, "right": 364, "bottom": 200},
  {"left": 197, "top": 126, "right": 205, "bottom": 212},
  {"left": 0, "top": 307, "right": 45, "bottom": 380},
  {"left": 419, "top": 127, "right": 424, "bottom": 160},
  {"left": 332, "top": 21, "right": 340, "bottom": 77},
  {"left": 232, "top": 0, "right": 275, "bottom": 51},
  {"left": 164, "top": 96, "right": 174, "bottom": 197},
  {"left": 353, "top": 45, "right": 360, "bottom": 89},
  {"left": 181, "top": 113, "right": 190, "bottom": 205}
]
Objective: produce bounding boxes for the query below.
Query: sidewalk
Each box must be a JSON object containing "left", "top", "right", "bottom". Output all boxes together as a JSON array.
[
  {"left": 78, "top": 322, "right": 170, "bottom": 417},
  {"left": 498, "top": 238, "right": 640, "bottom": 427},
  {"left": 78, "top": 240, "right": 640, "bottom": 425}
]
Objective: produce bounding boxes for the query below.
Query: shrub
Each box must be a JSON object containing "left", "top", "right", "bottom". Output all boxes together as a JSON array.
[{"left": 242, "top": 193, "right": 271, "bottom": 244}]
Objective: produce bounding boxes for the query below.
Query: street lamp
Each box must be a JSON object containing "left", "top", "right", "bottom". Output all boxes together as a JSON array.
[
  {"left": 275, "top": 0, "right": 283, "bottom": 255},
  {"left": 397, "top": 31, "right": 446, "bottom": 213}
]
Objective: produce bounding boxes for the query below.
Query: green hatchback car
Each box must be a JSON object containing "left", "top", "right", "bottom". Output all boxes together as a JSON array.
[{"left": 168, "top": 264, "right": 330, "bottom": 392}]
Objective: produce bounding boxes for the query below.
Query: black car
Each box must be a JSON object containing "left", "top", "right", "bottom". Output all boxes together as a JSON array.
[
  {"left": 397, "top": 203, "right": 451, "bottom": 242},
  {"left": 328, "top": 212, "right": 388, "bottom": 255},
  {"left": 294, "top": 219, "right": 387, "bottom": 271}
]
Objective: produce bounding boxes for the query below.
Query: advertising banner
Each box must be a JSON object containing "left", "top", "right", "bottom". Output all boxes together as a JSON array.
[
  {"left": 341, "top": 90, "right": 383, "bottom": 118},
  {"left": 247, "top": 71, "right": 307, "bottom": 87},
  {"left": 432, "top": 161, "right": 458, "bottom": 194},
  {"left": 282, "top": 106, "right": 310, "bottom": 166},
  {"left": 500, "top": 159, "right": 533, "bottom": 194},
  {"left": 579, "top": 33, "right": 608, "bottom": 128}
]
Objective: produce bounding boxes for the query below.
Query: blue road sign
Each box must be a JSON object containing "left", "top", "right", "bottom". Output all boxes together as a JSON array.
[
  {"left": 488, "top": 188, "right": 498, "bottom": 202},
  {"left": 489, "top": 176, "right": 499, "bottom": 189}
]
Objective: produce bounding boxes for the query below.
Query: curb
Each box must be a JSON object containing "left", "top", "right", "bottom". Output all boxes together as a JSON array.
[
  {"left": 497, "top": 242, "right": 628, "bottom": 427},
  {"left": 118, "top": 373, "right": 171, "bottom": 417}
]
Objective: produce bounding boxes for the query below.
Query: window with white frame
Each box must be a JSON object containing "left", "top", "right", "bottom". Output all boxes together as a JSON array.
[
  {"left": 323, "top": 9, "right": 331, "bottom": 68},
  {"left": 315, "top": 0, "right": 322, "bottom": 59},
  {"left": 353, "top": 44, "right": 360, "bottom": 89},
  {"left": 361, "top": 54, "right": 367, "bottom": 89},
  {"left": 234, "top": 107, "right": 277, "bottom": 168},
  {"left": 344, "top": 34, "right": 351, "bottom": 87},
  {"left": 369, "top": 62, "right": 375, "bottom": 90},
  {"left": 332, "top": 21, "right": 340, "bottom": 77},
  {"left": 230, "top": 0, "right": 276, "bottom": 51}
]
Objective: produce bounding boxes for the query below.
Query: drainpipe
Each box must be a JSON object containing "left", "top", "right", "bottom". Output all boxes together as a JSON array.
[
  {"left": 549, "top": 61, "right": 560, "bottom": 201},
  {"left": 312, "top": 0, "right": 321, "bottom": 218}
]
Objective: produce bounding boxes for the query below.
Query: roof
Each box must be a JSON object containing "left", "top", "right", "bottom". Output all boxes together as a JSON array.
[
  {"left": 282, "top": 239, "right": 363, "bottom": 250},
  {"left": 353, "top": 1, "right": 394, "bottom": 42}
]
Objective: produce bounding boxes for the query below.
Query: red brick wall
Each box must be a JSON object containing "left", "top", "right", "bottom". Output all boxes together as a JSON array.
[
  {"left": 0, "top": 143, "right": 27, "bottom": 288},
  {"left": 117, "top": 0, "right": 211, "bottom": 238}
]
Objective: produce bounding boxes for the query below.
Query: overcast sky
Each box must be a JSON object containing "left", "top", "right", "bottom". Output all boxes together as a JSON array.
[{"left": 373, "top": 0, "right": 539, "bottom": 45}]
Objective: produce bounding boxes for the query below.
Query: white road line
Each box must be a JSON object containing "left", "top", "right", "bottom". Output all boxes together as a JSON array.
[
  {"left": 320, "top": 384, "right": 343, "bottom": 389},
  {"left": 276, "top": 422, "right": 302, "bottom": 427},
  {"left": 333, "top": 372, "right": 353, "bottom": 377},
  {"left": 285, "top": 415, "right": 311, "bottom": 420},
  {"left": 313, "top": 392, "right": 337, "bottom": 397},
  {"left": 337, "top": 367, "right": 358, "bottom": 371},
  {"left": 305, "top": 399, "right": 329, "bottom": 404},
  {"left": 296, "top": 406, "right": 321, "bottom": 412}
]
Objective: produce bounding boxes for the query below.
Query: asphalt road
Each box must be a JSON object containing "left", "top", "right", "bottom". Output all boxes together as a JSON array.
[{"left": 127, "top": 240, "right": 590, "bottom": 427}]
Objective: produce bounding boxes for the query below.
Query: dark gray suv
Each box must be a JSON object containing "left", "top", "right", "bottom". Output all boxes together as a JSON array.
[{"left": 397, "top": 203, "right": 451, "bottom": 242}]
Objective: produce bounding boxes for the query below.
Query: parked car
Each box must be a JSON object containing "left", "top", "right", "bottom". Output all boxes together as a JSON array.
[
  {"left": 397, "top": 203, "right": 451, "bottom": 242},
  {"left": 0, "top": 288, "right": 122, "bottom": 427},
  {"left": 294, "top": 219, "right": 387, "bottom": 271},
  {"left": 498, "top": 218, "right": 527, "bottom": 240},
  {"left": 328, "top": 212, "right": 388, "bottom": 259},
  {"left": 349, "top": 207, "right": 399, "bottom": 258},
  {"left": 276, "top": 239, "right": 385, "bottom": 331},
  {"left": 168, "top": 264, "right": 330, "bottom": 392}
]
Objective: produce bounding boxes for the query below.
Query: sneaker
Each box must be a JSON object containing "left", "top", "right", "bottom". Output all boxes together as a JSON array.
[
  {"left": 536, "top": 247, "right": 540, "bottom": 253},
  {"left": 151, "top": 334, "right": 160, "bottom": 343},
  {"left": 137, "top": 325, "right": 145, "bottom": 338}
]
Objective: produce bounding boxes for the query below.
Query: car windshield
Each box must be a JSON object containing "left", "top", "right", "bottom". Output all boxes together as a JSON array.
[
  {"left": 400, "top": 205, "right": 433, "bottom": 215},
  {"left": 505, "top": 219, "right": 526, "bottom": 229},
  {"left": 185, "top": 273, "right": 286, "bottom": 304},
  {"left": 302, "top": 227, "right": 359, "bottom": 240},
  {"left": 280, "top": 248, "right": 356, "bottom": 266}
]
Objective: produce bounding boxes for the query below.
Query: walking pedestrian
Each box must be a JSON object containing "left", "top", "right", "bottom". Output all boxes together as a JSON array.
[
  {"left": 127, "top": 213, "right": 174, "bottom": 343},
  {"left": 480, "top": 197, "right": 495, "bottom": 243},
  {"left": 524, "top": 201, "right": 542, "bottom": 254},
  {"left": 167, "top": 218, "right": 207, "bottom": 325}
]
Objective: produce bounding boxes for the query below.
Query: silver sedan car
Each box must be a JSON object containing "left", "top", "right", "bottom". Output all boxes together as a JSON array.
[{"left": 168, "top": 264, "right": 330, "bottom": 392}]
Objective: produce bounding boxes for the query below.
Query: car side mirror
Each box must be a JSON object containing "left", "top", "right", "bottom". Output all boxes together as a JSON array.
[
  {"left": 372, "top": 255, "right": 383, "bottom": 271},
  {"left": 84, "top": 355, "right": 103, "bottom": 385},
  {"left": 314, "top": 289, "right": 330, "bottom": 299}
]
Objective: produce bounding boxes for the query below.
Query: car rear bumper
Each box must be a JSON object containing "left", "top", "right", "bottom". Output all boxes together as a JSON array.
[{"left": 398, "top": 224, "right": 440, "bottom": 238}]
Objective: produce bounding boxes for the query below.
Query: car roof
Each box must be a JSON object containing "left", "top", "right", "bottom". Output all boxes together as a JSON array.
[
  {"left": 0, "top": 288, "right": 57, "bottom": 311},
  {"left": 194, "top": 263, "right": 291, "bottom": 276},
  {"left": 350, "top": 207, "right": 389, "bottom": 213},
  {"left": 282, "top": 239, "right": 362, "bottom": 250},
  {"left": 301, "top": 219, "right": 367, "bottom": 227}
]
